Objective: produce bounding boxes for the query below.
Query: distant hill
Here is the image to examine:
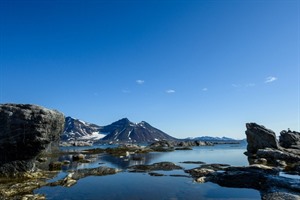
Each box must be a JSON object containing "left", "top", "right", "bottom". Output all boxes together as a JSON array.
[
  {"left": 101, "top": 118, "right": 177, "bottom": 142},
  {"left": 186, "top": 136, "right": 237, "bottom": 142},
  {"left": 61, "top": 117, "right": 106, "bottom": 141}
]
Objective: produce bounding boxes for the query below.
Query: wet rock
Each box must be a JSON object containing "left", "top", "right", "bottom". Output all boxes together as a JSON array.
[
  {"left": 49, "top": 162, "right": 63, "bottom": 171},
  {"left": 148, "top": 141, "right": 174, "bottom": 152},
  {"left": 280, "top": 130, "right": 300, "bottom": 149},
  {"left": 262, "top": 191, "right": 300, "bottom": 200},
  {"left": 205, "top": 165, "right": 300, "bottom": 198},
  {"left": 78, "top": 159, "right": 92, "bottom": 163},
  {"left": 82, "top": 148, "right": 105, "bottom": 154},
  {"left": 37, "top": 158, "right": 47, "bottom": 163},
  {"left": 199, "top": 163, "right": 230, "bottom": 170},
  {"left": 196, "top": 177, "right": 206, "bottom": 183},
  {"left": 21, "top": 194, "right": 46, "bottom": 200},
  {"left": 245, "top": 123, "right": 279, "bottom": 154},
  {"left": 257, "top": 148, "right": 300, "bottom": 163},
  {"left": 184, "top": 163, "right": 230, "bottom": 178},
  {"left": 208, "top": 165, "right": 278, "bottom": 189},
  {"left": 70, "top": 166, "right": 121, "bottom": 180},
  {"left": 0, "top": 179, "right": 48, "bottom": 199},
  {"left": 169, "top": 174, "right": 190, "bottom": 178},
  {"left": 148, "top": 172, "right": 164, "bottom": 176},
  {"left": 62, "top": 160, "right": 71, "bottom": 165},
  {"left": 180, "top": 161, "right": 206, "bottom": 164},
  {"left": 0, "top": 104, "right": 65, "bottom": 176},
  {"left": 175, "top": 147, "right": 192, "bottom": 150},
  {"left": 49, "top": 166, "right": 121, "bottom": 187},
  {"left": 128, "top": 162, "right": 183, "bottom": 172},
  {"left": 284, "top": 162, "right": 300, "bottom": 174},
  {"left": 149, "top": 140, "right": 213, "bottom": 150},
  {"left": 185, "top": 168, "right": 215, "bottom": 177},
  {"left": 177, "top": 141, "right": 213, "bottom": 147},
  {"left": 72, "top": 154, "right": 85, "bottom": 161},
  {"left": 106, "top": 146, "right": 149, "bottom": 156},
  {"left": 253, "top": 158, "right": 268, "bottom": 165}
]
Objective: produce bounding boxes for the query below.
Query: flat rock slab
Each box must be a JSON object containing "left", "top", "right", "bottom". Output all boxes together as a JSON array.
[{"left": 128, "top": 162, "right": 183, "bottom": 172}]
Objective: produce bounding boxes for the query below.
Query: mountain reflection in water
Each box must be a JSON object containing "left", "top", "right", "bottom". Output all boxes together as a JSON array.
[{"left": 35, "top": 143, "right": 261, "bottom": 200}]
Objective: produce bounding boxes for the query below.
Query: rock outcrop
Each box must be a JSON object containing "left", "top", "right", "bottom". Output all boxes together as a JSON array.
[
  {"left": 279, "top": 130, "right": 300, "bottom": 149},
  {"left": 245, "top": 123, "right": 279, "bottom": 154},
  {"left": 49, "top": 166, "right": 121, "bottom": 187},
  {"left": 245, "top": 123, "right": 300, "bottom": 174},
  {"left": 0, "top": 104, "right": 65, "bottom": 176},
  {"left": 186, "top": 163, "right": 300, "bottom": 199},
  {"left": 128, "top": 162, "right": 183, "bottom": 172}
]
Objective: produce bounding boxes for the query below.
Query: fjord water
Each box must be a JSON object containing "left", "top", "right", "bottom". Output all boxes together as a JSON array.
[{"left": 35, "top": 143, "right": 261, "bottom": 200}]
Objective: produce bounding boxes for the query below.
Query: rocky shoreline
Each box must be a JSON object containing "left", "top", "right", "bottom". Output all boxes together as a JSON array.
[{"left": 1, "top": 104, "right": 300, "bottom": 199}]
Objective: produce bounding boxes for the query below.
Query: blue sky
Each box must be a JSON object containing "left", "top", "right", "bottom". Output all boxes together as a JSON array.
[{"left": 0, "top": 0, "right": 299, "bottom": 139}]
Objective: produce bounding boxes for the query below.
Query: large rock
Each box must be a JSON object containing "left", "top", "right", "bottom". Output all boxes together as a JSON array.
[
  {"left": 0, "top": 104, "right": 65, "bottom": 176},
  {"left": 279, "top": 130, "right": 300, "bottom": 149},
  {"left": 245, "top": 123, "right": 279, "bottom": 154},
  {"left": 207, "top": 165, "right": 300, "bottom": 198},
  {"left": 257, "top": 148, "right": 300, "bottom": 163}
]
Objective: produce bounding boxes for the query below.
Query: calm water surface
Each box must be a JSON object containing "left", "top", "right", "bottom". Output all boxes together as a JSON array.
[{"left": 35, "top": 143, "right": 261, "bottom": 200}]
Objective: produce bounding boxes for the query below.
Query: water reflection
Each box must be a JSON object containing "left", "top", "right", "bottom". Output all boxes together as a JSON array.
[
  {"left": 57, "top": 143, "right": 249, "bottom": 172},
  {"left": 57, "top": 152, "right": 164, "bottom": 171},
  {"left": 100, "top": 152, "right": 163, "bottom": 169},
  {"left": 35, "top": 143, "right": 263, "bottom": 200}
]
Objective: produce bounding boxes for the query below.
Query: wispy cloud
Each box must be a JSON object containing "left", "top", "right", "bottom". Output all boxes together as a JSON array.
[
  {"left": 231, "top": 84, "right": 241, "bottom": 88},
  {"left": 122, "top": 89, "right": 131, "bottom": 93},
  {"left": 136, "top": 80, "right": 145, "bottom": 85},
  {"left": 246, "top": 83, "right": 255, "bottom": 87},
  {"left": 265, "top": 76, "right": 277, "bottom": 83},
  {"left": 166, "top": 89, "right": 175, "bottom": 94},
  {"left": 202, "top": 88, "right": 208, "bottom": 92}
]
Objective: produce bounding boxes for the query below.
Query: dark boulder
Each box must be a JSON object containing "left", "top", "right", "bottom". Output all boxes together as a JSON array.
[
  {"left": 245, "top": 123, "right": 279, "bottom": 154},
  {"left": 207, "top": 165, "right": 300, "bottom": 198},
  {"left": 279, "top": 130, "right": 300, "bottom": 149},
  {"left": 0, "top": 104, "right": 65, "bottom": 176}
]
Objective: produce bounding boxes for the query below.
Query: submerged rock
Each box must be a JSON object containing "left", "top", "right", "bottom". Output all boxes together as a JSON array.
[
  {"left": 185, "top": 163, "right": 230, "bottom": 178},
  {"left": 0, "top": 171, "right": 58, "bottom": 199},
  {"left": 180, "top": 161, "right": 206, "bottom": 164},
  {"left": 128, "top": 162, "right": 183, "bottom": 172},
  {"left": 0, "top": 104, "right": 65, "bottom": 176},
  {"left": 49, "top": 166, "right": 121, "bottom": 187}
]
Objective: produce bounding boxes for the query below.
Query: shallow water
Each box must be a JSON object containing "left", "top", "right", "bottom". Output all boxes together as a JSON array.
[{"left": 35, "top": 143, "right": 261, "bottom": 200}]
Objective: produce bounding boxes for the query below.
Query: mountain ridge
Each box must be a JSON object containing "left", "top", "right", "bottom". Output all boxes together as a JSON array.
[
  {"left": 101, "top": 118, "right": 177, "bottom": 142},
  {"left": 62, "top": 117, "right": 177, "bottom": 142}
]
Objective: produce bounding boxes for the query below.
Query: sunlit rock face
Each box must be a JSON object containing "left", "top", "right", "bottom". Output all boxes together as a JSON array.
[
  {"left": 245, "top": 122, "right": 279, "bottom": 154},
  {"left": 0, "top": 104, "right": 65, "bottom": 176}
]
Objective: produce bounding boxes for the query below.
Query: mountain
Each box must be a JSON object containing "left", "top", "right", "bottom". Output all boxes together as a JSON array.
[
  {"left": 187, "top": 136, "right": 237, "bottom": 141},
  {"left": 61, "top": 117, "right": 106, "bottom": 141},
  {"left": 101, "top": 118, "right": 177, "bottom": 142}
]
